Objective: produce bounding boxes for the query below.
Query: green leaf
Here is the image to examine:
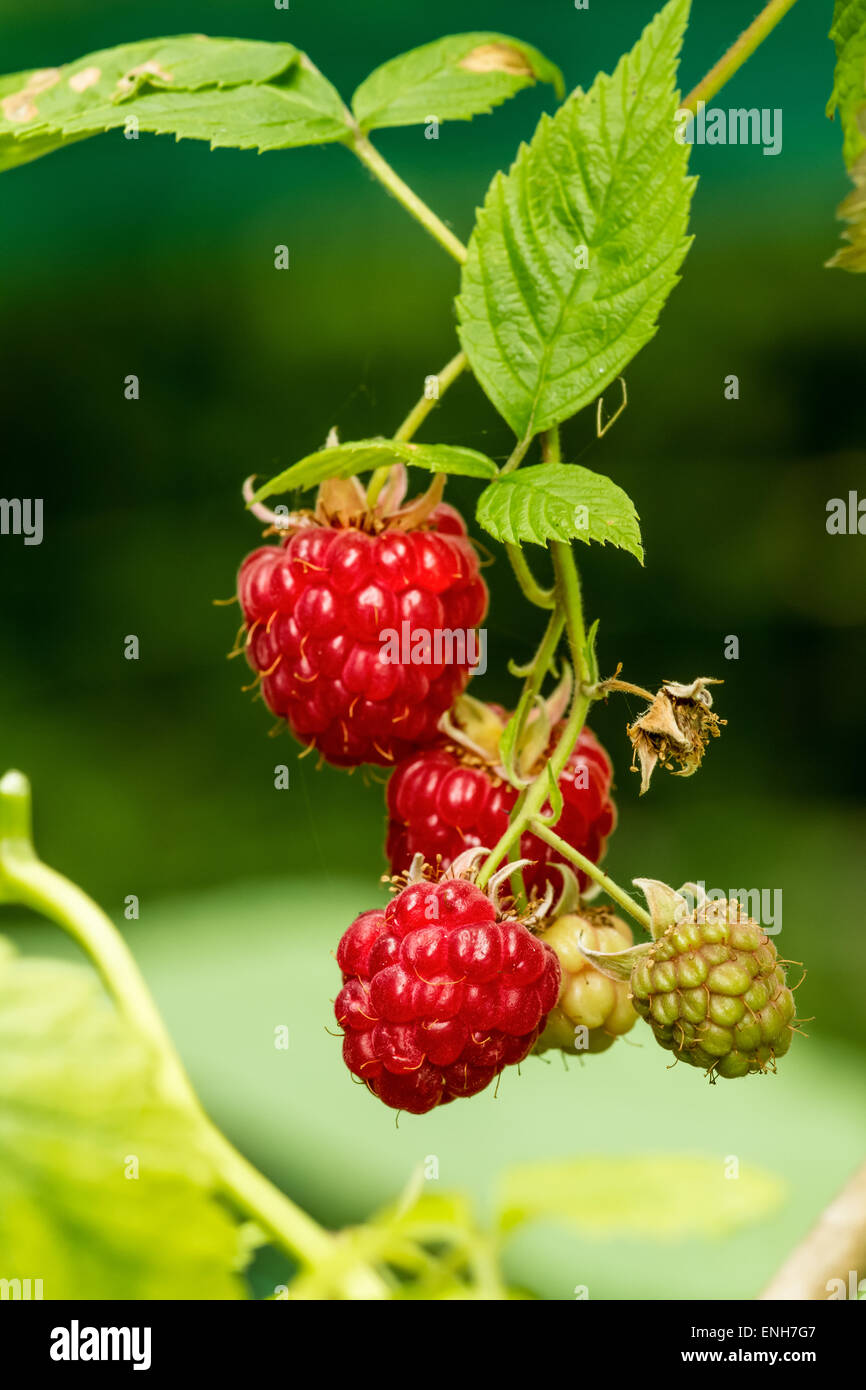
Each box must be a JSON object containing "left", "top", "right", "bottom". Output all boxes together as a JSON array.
[
  {"left": 374, "top": 1188, "right": 477, "bottom": 1238},
  {"left": 252, "top": 438, "right": 499, "bottom": 502},
  {"left": 0, "top": 35, "right": 349, "bottom": 172},
  {"left": 475, "top": 463, "right": 642, "bottom": 559},
  {"left": 456, "top": 0, "right": 695, "bottom": 437},
  {"left": 826, "top": 2, "right": 866, "bottom": 270},
  {"left": 369, "top": 1190, "right": 510, "bottom": 1301},
  {"left": 352, "top": 32, "right": 563, "bottom": 131},
  {"left": 497, "top": 1155, "right": 785, "bottom": 1238},
  {"left": 827, "top": 154, "right": 866, "bottom": 270},
  {"left": 0, "top": 938, "right": 246, "bottom": 1298},
  {"left": 827, "top": 0, "right": 866, "bottom": 167}
]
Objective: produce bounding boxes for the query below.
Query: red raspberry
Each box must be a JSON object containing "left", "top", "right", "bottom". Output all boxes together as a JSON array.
[
  {"left": 334, "top": 877, "right": 560, "bottom": 1113},
  {"left": 236, "top": 502, "right": 487, "bottom": 768},
  {"left": 385, "top": 722, "right": 616, "bottom": 897}
]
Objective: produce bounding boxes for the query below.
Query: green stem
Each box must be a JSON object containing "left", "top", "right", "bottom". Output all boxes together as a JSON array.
[
  {"left": 363, "top": 470, "right": 389, "bottom": 510},
  {"left": 477, "top": 541, "right": 590, "bottom": 889},
  {"left": 478, "top": 692, "right": 591, "bottom": 890},
  {"left": 500, "top": 432, "right": 534, "bottom": 475},
  {"left": 12, "top": 859, "right": 199, "bottom": 1112},
  {"left": 363, "top": 470, "right": 390, "bottom": 510},
  {"left": 681, "top": 0, "right": 800, "bottom": 113},
  {"left": 502, "top": 609, "right": 566, "bottom": 901},
  {"left": 350, "top": 132, "right": 467, "bottom": 265},
  {"left": 477, "top": 426, "right": 596, "bottom": 889},
  {"left": 495, "top": 603, "right": 567, "bottom": 907},
  {"left": 541, "top": 428, "right": 562, "bottom": 464},
  {"left": 500, "top": 433, "right": 554, "bottom": 614},
  {"left": 550, "top": 538, "right": 590, "bottom": 686},
  {"left": 529, "top": 822, "right": 652, "bottom": 933},
  {"left": 366, "top": 349, "right": 469, "bottom": 508},
  {"left": 518, "top": 607, "right": 566, "bottom": 705},
  {"left": 506, "top": 544, "right": 555, "bottom": 609},
  {"left": 394, "top": 350, "right": 468, "bottom": 442},
  {"left": 0, "top": 771, "right": 386, "bottom": 1299}
]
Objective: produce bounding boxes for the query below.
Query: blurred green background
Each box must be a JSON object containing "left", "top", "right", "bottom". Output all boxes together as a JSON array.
[{"left": 1, "top": 0, "right": 865, "bottom": 1298}]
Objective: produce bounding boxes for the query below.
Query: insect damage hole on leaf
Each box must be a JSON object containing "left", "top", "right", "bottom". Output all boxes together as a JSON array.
[
  {"left": 459, "top": 43, "right": 534, "bottom": 78},
  {"left": 351, "top": 32, "right": 563, "bottom": 131}
]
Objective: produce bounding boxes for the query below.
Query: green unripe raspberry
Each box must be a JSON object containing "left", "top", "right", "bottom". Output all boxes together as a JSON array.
[{"left": 630, "top": 899, "right": 795, "bottom": 1079}]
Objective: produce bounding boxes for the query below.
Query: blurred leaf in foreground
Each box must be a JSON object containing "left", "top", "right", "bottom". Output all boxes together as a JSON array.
[
  {"left": 497, "top": 1154, "right": 785, "bottom": 1239},
  {"left": 0, "top": 937, "right": 246, "bottom": 1298}
]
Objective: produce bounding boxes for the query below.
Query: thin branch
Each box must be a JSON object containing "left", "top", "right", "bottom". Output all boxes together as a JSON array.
[
  {"left": 500, "top": 431, "right": 534, "bottom": 475},
  {"left": 366, "top": 349, "right": 468, "bottom": 507},
  {"left": 759, "top": 1160, "right": 866, "bottom": 1301},
  {"left": 350, "top": 133, "right": 467, "bottom": 265},
  {"left": 531, "top": 821, "right": 653, "bottom": 933},
  {"left": 395, "top": 350, "right": 468, "bottom": 442},
  {"left": 507, "top": 543, "right": 556, "bottom": 609},
  {"left": 681, "top": 0, "right": 800, "bottom": 114}
]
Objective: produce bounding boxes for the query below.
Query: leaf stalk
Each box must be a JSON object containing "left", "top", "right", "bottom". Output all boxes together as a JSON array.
[
  {"left": 350, "top": 132, "right": 468, "bottom": 264},
  {"left": 681, "top": 0, "right": 800, "bottom": 113}
]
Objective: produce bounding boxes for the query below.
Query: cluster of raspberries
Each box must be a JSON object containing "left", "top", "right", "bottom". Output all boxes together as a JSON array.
[
  {"left": 235, "top": 491, "right": 793, "bottom": 1114},
  {"left": 235, "top": 499, "right": 618, "bottom": 1111},
  {"left": 236, "top": 505, "right": 615, "bottom": 883}
]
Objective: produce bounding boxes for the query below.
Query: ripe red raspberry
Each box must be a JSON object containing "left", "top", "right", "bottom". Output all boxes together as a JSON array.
[
  {"left": 334, "top": 875, "right": 560, "bottom": 1113},
  {"left": 385, "top": 714, "right": 616, "bottom": 898},
  {"left": 236, "top": 499, "right": 487, "bottom": 768}
]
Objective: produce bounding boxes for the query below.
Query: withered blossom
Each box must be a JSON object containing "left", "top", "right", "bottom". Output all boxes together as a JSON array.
[{"left": 627, "top": 677, "right": 724, "bottom": 794}]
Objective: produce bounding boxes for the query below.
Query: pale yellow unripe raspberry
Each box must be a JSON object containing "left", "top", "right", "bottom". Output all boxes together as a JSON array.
[{"left": 535, "top": 910, "right": 638, "bottom": 1055}]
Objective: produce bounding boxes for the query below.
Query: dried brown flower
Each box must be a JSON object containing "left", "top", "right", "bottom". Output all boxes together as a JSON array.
[{"left": 627, "top": 677, "right": 724, "bottom": 794}]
